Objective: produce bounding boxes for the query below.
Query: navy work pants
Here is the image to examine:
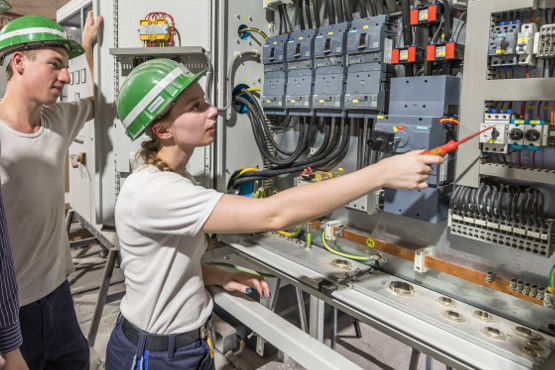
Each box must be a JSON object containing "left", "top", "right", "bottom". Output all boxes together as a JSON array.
[
  {"left": 19, "top": 280, "right": 89, "bottom": 370},
  {"left": 105, "top": 315, "right": 215, "bottom": 370}
]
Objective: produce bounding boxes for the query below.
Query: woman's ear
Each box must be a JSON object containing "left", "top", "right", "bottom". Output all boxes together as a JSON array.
[
  {"left": 12, "top": 52, "right": 25, "bottom": 75},
  {"left": 151, "top": 121, "right": 172, "bottom": 140}
]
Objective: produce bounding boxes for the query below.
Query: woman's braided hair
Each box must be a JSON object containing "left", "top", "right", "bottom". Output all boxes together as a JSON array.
[{"left": 138, "top": 134, "right": 174, "bottom": 172}]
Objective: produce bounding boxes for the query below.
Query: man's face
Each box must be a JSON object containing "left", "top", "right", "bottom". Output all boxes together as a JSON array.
[{"left": 19, "top": 47, "right": 70, "bottom": 105}]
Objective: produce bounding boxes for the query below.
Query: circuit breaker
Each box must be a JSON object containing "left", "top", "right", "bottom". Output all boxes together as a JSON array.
[
  {"left": 344, "top": 15, "right": 394, "bottom": 117},
  {"left": 262, "top": 34, "right": 289, "bottom": 114},
  {"left": 285, "top": 29, "right": 316, "bottom": 115},
  {"left": 312, "top": 22, "right": 348, "bottom": 116}
]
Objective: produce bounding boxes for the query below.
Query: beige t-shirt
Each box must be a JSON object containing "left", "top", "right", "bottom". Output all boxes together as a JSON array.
[
  {"left": 0, "top": 99, "right": 92, "bottom": 306},
  {"left": 115, "top": 165, "right": 223, "bottom": 334}
]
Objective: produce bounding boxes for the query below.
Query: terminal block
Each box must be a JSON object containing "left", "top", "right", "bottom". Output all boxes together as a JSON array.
[
  {"left": 285, "top": 29, "right": 317, "bottom": 115},
  {"left": 480, "top": 113, "right": 511, "bottom": 153},
  {"left": 449, "top": 184, "right": 554, "bottom": 257},
  {"left": 489, "top": 22, "right": 520, "bottom": 66},
  {"left": 313, "top": 23, "right": 349, "bottom": 116},
  {"left": 537, "top": 23, "right": 555, "bottom": 58},
  {"left": 138, "top": 18, "right": 170, "bottom": 43},
  {"left": 345, "top": 15, "right": 395, "bottom": 117},
  {"left": 262, "top": 34, "right": 289, "bottom": 115},
  {"left": 516, "top": 23, "right": 537, "bottom": 65},
  {"left": 410, "top": 3, "right": 441, "bottom": 26}
]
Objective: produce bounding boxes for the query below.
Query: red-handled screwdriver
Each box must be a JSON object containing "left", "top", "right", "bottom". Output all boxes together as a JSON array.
[{"left": 423, "top": 125, "right": 493, "bottom": 156}]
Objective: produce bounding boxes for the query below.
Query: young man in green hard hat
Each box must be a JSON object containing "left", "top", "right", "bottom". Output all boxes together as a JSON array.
[{"left": 0, "top": 11, "right": 102, "bottom": 369}]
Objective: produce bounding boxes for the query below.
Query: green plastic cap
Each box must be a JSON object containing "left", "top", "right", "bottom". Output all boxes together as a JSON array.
[
  {"left": 0, "top": 15, "right": 84, "bottom": 60},
  {"left": 117, "top": 58, "right": 208, "bottom": 140}
]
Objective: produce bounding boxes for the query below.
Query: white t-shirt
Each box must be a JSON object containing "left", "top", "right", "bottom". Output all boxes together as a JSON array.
[
  {"left": 115, "top": 165, "right": 223, "bottom": 334},
  {"left": 0, "top": 99, "right": 92, "bottom": 306}
]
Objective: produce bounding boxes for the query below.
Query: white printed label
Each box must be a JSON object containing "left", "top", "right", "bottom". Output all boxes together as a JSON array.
[
  {"left": 384, "top": 38, "right": 393, "bottom": 64},
  {"left": 148, "top": 96, "right": 165, "bottom": 113}
]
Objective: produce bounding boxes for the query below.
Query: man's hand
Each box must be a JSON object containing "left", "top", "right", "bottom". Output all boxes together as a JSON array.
[
  {"left": 0, "top": 349, "right": 28, "bottom": 370},
  {"left": 82, "top": 10, "right": 103, "bottom": 49}
]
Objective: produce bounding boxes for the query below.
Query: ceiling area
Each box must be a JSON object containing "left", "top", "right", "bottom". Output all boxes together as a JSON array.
[{"left": 7, "top": 0, "right": 70, "bottom": 19}]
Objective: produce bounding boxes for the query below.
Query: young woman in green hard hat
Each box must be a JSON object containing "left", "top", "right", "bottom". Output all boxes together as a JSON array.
[{"left": 107, "top": 58, "right": 443, "bottom": 369}]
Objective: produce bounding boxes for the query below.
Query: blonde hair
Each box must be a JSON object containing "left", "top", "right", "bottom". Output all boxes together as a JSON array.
[{"left": 138, "top": 134, "right": 174, "bottom": 172}]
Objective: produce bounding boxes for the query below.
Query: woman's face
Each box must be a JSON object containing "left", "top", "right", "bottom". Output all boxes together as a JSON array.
[{"left": 165, "top": 82, "right": 217, "bottom": 148}]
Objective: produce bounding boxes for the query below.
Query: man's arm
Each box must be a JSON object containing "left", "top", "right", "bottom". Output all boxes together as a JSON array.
[
  {"left": 82, "top": 10, "right": 103, "bottom": 121},
  {"left": 0, "top": 186, "right": 27, "bottom": 369}
]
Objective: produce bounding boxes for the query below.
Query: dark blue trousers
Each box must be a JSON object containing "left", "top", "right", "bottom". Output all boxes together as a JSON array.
[
  {"left": 105, "top": 315, "right": 215, "bottom": 370},
  {"left": 19, "top": 280, "right": 89, "bottom": 370}
]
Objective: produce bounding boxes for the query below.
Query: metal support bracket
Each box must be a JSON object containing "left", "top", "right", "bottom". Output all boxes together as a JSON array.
[{"left": 414, "top": 247, "right": 433, "bottom": 273}]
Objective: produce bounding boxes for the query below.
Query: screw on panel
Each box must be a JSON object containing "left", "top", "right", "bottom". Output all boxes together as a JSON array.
[{"left": 485, "top": 271, "right": 496, "bottom": 284}]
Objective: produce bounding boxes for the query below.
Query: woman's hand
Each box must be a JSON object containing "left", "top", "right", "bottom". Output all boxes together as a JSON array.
[
  {"left": 202, "top": 263, "right": 271, "bottom": 298},
  {"left": 376, "top": 150, "right": 444, "bottom": 190},
  {"left": 221, "top": 271, "right": 271, "bottom": 298}
]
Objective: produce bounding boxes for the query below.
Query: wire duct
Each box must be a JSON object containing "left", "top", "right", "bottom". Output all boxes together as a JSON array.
[{"left": 486, "top": 148, "right": 555, "bottom": 170}]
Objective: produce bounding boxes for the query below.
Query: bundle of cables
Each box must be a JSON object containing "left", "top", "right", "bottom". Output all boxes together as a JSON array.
[
  {"left": 228, "top": 89, "right": 351, "bottom": 189},
  {"left": 450, "top": 181, "right": 547, "bottom": 229}
]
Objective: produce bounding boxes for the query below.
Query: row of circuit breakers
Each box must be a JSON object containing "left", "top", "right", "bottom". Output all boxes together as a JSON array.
[
  {"left": 261, "top": 12, "right": 462, "bottom": 117},
  {"left": 263, "top": 14, "right": 394, "bottom": 117}
]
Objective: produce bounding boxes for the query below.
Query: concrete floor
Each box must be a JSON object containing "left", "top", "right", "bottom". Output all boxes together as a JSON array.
[{"left": 68, "top": 243, "right": 450, "bottom": 370}]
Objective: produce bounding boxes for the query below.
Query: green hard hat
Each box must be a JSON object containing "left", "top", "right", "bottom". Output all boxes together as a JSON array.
[
  {"left": 117, "top": 58, "right": 208, "bottom": 140},
  {"left": 0, "top": 15, "right": 85, "bottom": 61}
]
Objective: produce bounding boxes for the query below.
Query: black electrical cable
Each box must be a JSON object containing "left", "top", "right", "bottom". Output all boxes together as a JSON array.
[
  {"left": 237, "top": 97, "right": 309, "bottom": 165},
  {"left": 481, "top": 185, "right": 491, "bottom": 219},
  {"left": 509, "top": 186, "right": 519, "bottom": 223},
  {"left": 240, "top": 90, "right": 289, "bottom": 151},
  {"left": 357, "top": 119, "right": 364, "bottom": 170},
  {"left": 241, "top": 89, "right": 311, "bottom": 159},
  {"left": 363, "top": 119, "right": 373, "bottom": 167},
  {"left": 335, "top": 0, "right": 345, "bottom": 23},
  {"left": 358, "top": 0, "right": 368, "bottom": 18},
  {"left": 536, "top": 189, "right": 545, "bottom": 228},
  {"left": 231, "top": 118, "right": 339, "bottom": 189},
  {"left": 310, "top": 118, "right": 333, "bottom": 158},
  {"left": 449, "top": 185, "right": 461, "bottom": 210},
  {"left": 474, "top": 182, "right": 485, "bottom": 218},
  {"left": 231, "top": 120, "right": 350, "bottom": 187},
  {"left": 516, "top": 191, "right": 527, "bottom": 225},
  {"left": 381, "top": 0, "right": 389, "bottom": 15},
  {"left": 468, "top": 187, "right": 477, "bottom": 216},
  {"left": 400, "top": 0, "right": 412, "bottom": 46},
  {"left": 279, "top": 7, "right": 284, "bottom": 34},
  {"left": 298, "top": 0, "right": 306, "bottom": 30},
  {"left": 524, "top": 189, "right": 535, "bottom": 226},
  {"left": 327, "top": 0, "right": 336, "bottom": 24},
  {"left": 367, "top": 0, "right": 378, "bottom": 16},
  {"left": 495, "top": 183, "right": 504, "bottom": 220},
  {"left": 305, "top": 0, "right": 314, "bottom": 29},
  {"left": 530, "top": 189, "right": 539, "bottom": 227},
  {"left": 343, "top": 0, "right": 353, "bottom": 22},
  {"left": 284, "top": 5, "right": 294, "bottom": 32},
  {"left": 441, "top": 0, "right": 453, "bottom": 40},
  {"left": 313, "top": 0, "right": 322, "bottom": 28}
]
